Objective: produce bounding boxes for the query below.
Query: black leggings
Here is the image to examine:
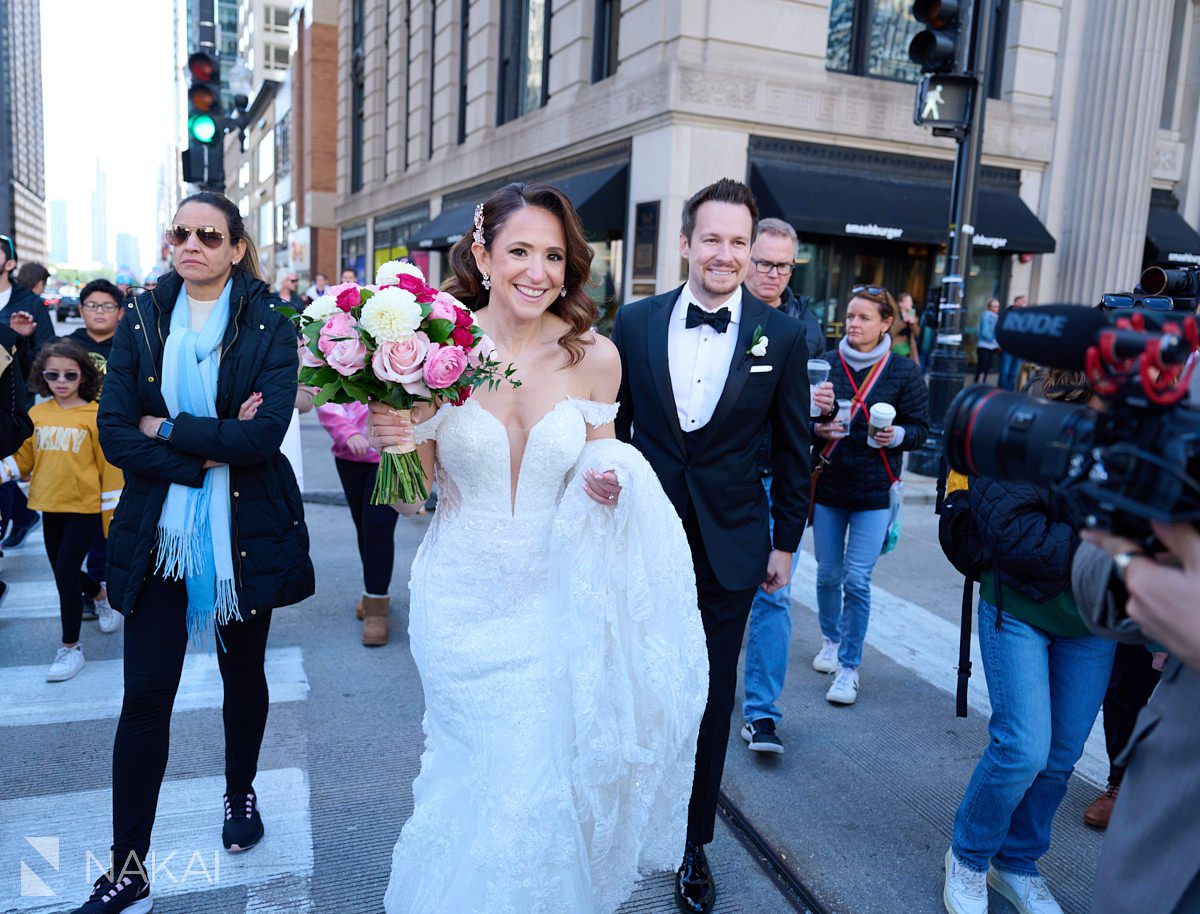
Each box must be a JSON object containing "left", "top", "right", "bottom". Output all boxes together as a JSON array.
[
  {"left": 1102, "top": 643, "right": 1162, "bottom": 785},
  {"left": 975, "top": 347, "right": 998, "bottom": 382},
  {"left": 111, "top": 573, "right": 273, "bottom": 866},
  {"left": 335, "top": 457, "right": 399, "bottom": 595},
  {"left": 43, "top": 512, "right": 101, "bottom": 643}
]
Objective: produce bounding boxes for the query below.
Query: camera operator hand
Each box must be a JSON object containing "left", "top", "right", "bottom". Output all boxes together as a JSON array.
[{"left": 1083, "top": 521, "right": 1200, "bottom": 670}]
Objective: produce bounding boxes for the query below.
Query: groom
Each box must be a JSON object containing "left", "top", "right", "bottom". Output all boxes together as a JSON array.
[{"left": 612, "top": 178, "right": 811, "bottom": 913}]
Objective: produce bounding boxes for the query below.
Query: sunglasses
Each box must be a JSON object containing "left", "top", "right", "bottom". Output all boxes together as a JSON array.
[
  {"left": 1100, "top": 293, "right": 1175, "bottom": 312},
  {"left": 42, "top": 370, "right": 80, "bottom": 382},
  {"left": 164, "top": 224, "right": 226, "bottom": 248},
  {"left": 851, "top": 285, "right": 889, "bottom": 296}
]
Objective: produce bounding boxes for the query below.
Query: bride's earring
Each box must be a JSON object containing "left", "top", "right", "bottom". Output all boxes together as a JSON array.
[
  {"left": 481, "top": 271, "right": 491, "bottom": 291},
  {"left": 559, "top": 286, "right": 567, "bottom": 299}
]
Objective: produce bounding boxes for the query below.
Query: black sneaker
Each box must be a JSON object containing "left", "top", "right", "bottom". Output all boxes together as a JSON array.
[
  {"left": 82, "top": 593, "right": 98, "bottom": 620},
  {"left": 741, "top": 718, "right": 784, "bottom": 754},
  {"left": 71, "top": 873, "right": 152, "bottom": 913},
  {"left": 222, "top": 790, "right": 264, "bottom": 852},
  {"left": 2, "top": 514, "right": 40, "bottom": 549}
]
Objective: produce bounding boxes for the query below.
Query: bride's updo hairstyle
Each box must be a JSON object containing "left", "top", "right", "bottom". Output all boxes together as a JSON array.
[{"left": 444, "top": 182, "right": 598, "bottom": 368}]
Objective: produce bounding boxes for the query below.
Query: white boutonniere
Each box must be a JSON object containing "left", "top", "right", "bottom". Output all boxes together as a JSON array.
[{"left": 748, "top": 325, "right": 769, "bottom": 358}]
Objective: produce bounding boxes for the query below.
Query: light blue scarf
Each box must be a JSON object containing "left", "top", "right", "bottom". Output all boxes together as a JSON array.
[{"left": 156, "top": 279, "right": 239, "bottom": 642}]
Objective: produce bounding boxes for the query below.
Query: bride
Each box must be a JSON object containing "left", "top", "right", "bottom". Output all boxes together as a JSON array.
[{"left": 368, "top": 182, "right": 708, "bottom": 913}]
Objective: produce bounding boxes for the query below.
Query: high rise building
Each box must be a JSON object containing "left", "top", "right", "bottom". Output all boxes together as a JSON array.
[
  {"left": 115, "top": 232, "right": 142, "bottom": 280},
  {"left": 0, "top": 0, "right": 47, "bottom": 265},
  {"left": 91, "top": 164, "right": 109, "bottom": 267},
  {"left": 49, "top": 200, "right": 68, "bottom": 264},
  {"left": 238, "top": 0, "right": 293, "bottom": 89}
]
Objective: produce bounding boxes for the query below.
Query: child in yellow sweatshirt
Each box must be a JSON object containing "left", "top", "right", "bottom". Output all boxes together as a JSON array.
[{"left": 15, "top": 340, "right": 122, "bottom": 682}]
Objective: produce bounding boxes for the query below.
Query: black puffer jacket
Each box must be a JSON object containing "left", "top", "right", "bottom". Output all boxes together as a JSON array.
[
  {"left": 970, "top": 476, "right": 1081, "bottom": 603},
  {"left": 98, "top": 269, "right": 314, "bottom": 617},
  {"left": 813, "top": 348, "right": 929, "bottom": 511}
]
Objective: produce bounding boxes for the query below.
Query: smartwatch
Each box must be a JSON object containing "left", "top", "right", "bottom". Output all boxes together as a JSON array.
[{"left": 156, "top": 419, "right": 175, "bottom": 442}]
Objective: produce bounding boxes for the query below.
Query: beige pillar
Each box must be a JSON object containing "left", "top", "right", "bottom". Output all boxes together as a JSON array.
[{"left": 1053, "top": 0, "right": 1174, "bottom": 303}]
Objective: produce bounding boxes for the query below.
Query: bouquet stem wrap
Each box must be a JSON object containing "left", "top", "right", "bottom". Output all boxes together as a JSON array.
[{"left": 371, "top": 409, "right": 428, "bottom": 506}]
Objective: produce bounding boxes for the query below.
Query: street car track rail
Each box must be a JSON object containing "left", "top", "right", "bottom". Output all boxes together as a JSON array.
[{"left": 718, "top": 790, "right": 832, "bottom": 914}]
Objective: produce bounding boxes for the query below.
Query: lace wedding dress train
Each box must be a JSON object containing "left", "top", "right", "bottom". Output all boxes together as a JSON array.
[{"left": 383, "top": 397, "right": 708, "bottom": 914}]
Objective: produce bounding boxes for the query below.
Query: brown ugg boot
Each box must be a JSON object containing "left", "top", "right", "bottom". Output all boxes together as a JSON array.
[
  {"left": 361, "top": 595, "right": 390, "bottom": 646},
  {"left": 355, "top": 597, "right": 365, "bottom": 620}
]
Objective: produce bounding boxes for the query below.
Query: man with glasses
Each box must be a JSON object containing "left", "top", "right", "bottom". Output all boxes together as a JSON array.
[
  {"left": 744, "top": 218, "right": 824, "bottom": 360},
  {"left": 739, "top": 218, "right": 829, "bottom": 755},
  {"left": 275, "top": 267, "right": 300, "bottom": 304},
  {"left": 68, "top": 278, "right": 124, "bottom": 620}
]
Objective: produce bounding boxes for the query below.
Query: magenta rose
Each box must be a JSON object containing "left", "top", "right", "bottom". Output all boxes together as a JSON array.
[
  {"left": 318, "top": 313, "right": 368, "bottom": 376},
  {"left": 372, "top": 332, "right": 430, "bottom": 384},
  {"left": 428, "top": 291, "right": 460, "bottom": 324},
  {"left": 423, "top": 343, "right": 470, "bottom": 389}
]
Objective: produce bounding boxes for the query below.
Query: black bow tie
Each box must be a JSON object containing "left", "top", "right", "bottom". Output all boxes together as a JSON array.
[{"left": 686, "top": 303, "right": 732, "bottom": 333}]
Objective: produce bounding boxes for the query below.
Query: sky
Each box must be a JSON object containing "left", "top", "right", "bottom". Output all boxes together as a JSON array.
[{"left": 42, "top": 0, "right": 178, "bottom": 278}]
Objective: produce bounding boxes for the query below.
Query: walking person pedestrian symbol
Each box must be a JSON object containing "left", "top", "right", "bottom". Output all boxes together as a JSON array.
[{"left": 922, "top": 84, "right": 945, "bottom": 121}]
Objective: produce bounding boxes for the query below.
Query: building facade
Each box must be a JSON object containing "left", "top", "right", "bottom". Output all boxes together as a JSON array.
[
  {"left": 332, "top": 0, "right": 1200, "bottom": 347},
  {"left": 0, "top": 0, "right": 46, "bottom": 266},
  {"left": 238, "top": 0, "right": 294, "bottom": 86}
]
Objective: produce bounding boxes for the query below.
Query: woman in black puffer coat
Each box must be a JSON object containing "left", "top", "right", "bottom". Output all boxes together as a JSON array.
[
  {"left": 810, "top": 285, "right": 928, "bottom": 706},
  {"left": 76, "top": 192, "right": 314, "bottom": 913}
]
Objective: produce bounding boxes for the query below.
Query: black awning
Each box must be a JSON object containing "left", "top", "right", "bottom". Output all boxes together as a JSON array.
[
  {"left": 749, "top": 160, "right": 1056, "bottom": 254},
  {"left": 1146, "top": 204, "right": 1200, "bottom": 266},
  {"left": 411, "top": 202, "right": 477, "bottom": 251},
  {"left": 410, "top": 164, "right": 629, "bottom": 250}
]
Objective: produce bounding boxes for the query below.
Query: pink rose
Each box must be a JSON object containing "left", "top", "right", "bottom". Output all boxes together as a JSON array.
[
  {"left": 428, "top": 292, "right": 460, "bottom": 324},
  {"left": 372, "top": 332, "right": 430, "bottom": 384},
  {"left": 301, "top": 345, "right": 326, "bottom": 368},
  {"left": 318, "top": 313, "right": 367, "bottom": 376},
  {"left": 422, "top": 343, "right": 470, "bottom": 389},
  {"left": 401, "top": 378, "right": 431, "bottom": 398},
  {"left": 470, "top": 333, "right": 496, "bottom": 366}
]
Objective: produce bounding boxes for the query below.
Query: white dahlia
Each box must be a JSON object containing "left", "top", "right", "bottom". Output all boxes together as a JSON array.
[
  {"left": 375, "top": 259, "right": 426, "bottom": 286},
  {"left": 359, "top": 286, "right": 422, "bottom": 342},
  {"left": 301, "top": 296, "right": 339, "bottom": 321}
]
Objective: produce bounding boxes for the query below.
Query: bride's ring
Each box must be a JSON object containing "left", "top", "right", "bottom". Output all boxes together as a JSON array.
[{"left": 608, "top": 494, "right": 615, "bottom": 502}]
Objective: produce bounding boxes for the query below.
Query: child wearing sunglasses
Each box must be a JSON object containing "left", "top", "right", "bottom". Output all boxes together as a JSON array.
[{"left": 15, "top": 340, "right": 121, "bottom": 681}]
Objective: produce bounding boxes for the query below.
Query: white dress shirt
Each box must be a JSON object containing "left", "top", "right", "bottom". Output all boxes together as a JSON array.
[{"left": 668, "top": 283, "right": 743, "bottom": 431}]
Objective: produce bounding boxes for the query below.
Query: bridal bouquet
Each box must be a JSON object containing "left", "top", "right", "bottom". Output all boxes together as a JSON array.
[{"left": 282, "top": 260, "right": 516, "bottom": 505}]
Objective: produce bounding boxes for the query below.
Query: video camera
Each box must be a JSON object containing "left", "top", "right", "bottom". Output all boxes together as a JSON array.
[{"left": 943, "top": 281, "right": 1200, "bottom": 543}]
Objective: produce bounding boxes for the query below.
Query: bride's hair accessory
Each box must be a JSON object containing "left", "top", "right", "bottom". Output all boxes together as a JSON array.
[{"left": 472, "top": 203, "right": 486, "bottom": 246}]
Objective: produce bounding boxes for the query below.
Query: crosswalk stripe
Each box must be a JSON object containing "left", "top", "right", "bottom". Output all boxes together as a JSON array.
[
  {"left": 0, "top": 646, "right": 310, "bottom": 727},
  {"left": 791, "top": 551, "right": 1109, "bottom": 787},
  {"left": 0, "top": 767, "right": 313, "bottom": 913},
  {"left": 1, "top": 581, "right": 62, "bottom": 619}
]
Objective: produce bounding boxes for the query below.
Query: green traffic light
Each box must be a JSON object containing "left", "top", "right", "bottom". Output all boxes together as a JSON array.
[{"left": 189, "top": 113, "right": 218, "bottom": 144}]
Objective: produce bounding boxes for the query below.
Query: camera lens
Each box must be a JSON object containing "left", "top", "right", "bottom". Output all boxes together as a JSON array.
[
  {"left": 1141, "top": 266, "right": 1200, "bottom": 298},
  {"left": 945, "top": 385, "right": 1096, "bottom": 484}
]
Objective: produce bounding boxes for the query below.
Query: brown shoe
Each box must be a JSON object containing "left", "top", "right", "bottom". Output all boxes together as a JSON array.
[
  {"left": 355, "top": 597, "right": 364, "bottom": 620},
  {"left": 361, "top": 595, "right": 390, "bottom": 646},
  {"left": 1084, "top": 783, "right": 1120, "bottom": 829}
]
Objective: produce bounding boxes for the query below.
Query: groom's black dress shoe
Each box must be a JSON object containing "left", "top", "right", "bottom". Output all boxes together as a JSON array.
[{"left": 675, "top": 841, "right": 715, "bottom": 913}]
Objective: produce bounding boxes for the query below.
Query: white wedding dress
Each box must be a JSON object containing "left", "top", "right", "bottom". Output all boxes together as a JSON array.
[{"left": 384, "top": 396, "right": 708, "bottom": 914}]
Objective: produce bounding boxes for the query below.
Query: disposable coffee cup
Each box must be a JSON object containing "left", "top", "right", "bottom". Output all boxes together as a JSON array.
[
  {"left": 832, "top": 399, "right": 852, "bottom": 438},
  {"left": 808, "top": 359, "right": 831, "bottom": 417},
  {"left": 867, "top": 402, "right": 896, "bottom": 448}
]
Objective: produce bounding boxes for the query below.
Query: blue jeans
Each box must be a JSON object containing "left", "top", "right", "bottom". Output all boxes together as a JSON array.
[
  {"left": 813, "top": 503, "right": 890, "bottom": 670},
  {"left": 952, "top": 599, "right": 1115, "bottom": 874},
  {"left": 742, "top": 477, "right": 801, "bottom": 724},
  {"left": 998, "top": 352, "right": 1022, "bottom": 391}
]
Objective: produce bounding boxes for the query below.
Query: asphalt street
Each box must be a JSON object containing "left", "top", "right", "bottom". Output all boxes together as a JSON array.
[{"left": 0, "top": 336, "right": 1109, "bottom": 912}]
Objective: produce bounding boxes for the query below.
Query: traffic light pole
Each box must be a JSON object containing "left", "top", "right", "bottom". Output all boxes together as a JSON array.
[{"left": 908, "top": 0, "right": 996, "bottom": 479}]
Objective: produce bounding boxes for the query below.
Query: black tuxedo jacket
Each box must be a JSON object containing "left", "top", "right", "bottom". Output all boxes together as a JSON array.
[{"left": 612, "top": 286, "right": 811, "bottom": 592}]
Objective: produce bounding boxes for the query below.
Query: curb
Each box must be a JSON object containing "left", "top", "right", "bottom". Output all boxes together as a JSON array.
[{"left": 303, "top": 488, "right": 939, "bottom": 508}]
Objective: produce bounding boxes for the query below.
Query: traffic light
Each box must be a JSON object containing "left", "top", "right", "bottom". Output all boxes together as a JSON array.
[
  {"left": 182, "top": 51, "right": 225, "bottom": 189},
  {"left": 909, "top": 0, "right": 966, "bottom": 73}
]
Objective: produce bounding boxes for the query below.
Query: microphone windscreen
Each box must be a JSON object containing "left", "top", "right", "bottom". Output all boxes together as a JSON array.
[{"left": 995, "top": 304, "right": 1110, "bottom": 371}]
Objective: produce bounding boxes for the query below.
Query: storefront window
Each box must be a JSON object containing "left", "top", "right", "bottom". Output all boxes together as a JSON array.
[
  {"left": 340, "top": 225, "right": 367, "bottom": 283},
  {"left": 826, "top": 0, "right": 921, "bottom": 83},
  {"left": 373, "top": 209, "right": 431, "bottom": 281}
]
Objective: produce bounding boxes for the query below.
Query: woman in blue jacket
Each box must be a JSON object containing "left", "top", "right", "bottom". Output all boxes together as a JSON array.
[{"left": 73, "top": 193, "right": 315, "bottom": 914}]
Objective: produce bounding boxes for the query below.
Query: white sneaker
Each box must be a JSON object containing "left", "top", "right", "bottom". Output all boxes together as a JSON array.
[
  {"left": 825, "top": 665, "right": 859, "bottom": 705},
  {"left": 988, "top": 867, "right": 1064, "bottom": 914},
  {"left": 812, "top": 637, "right": 839, "bottom": 673},
  {"left": 46, "top": 644, "right": 84, "bottom": 682},
  {"left": 97, "top": 596, "right": 122, "bottom": 633},
  {"left": 943, "top": 849, "right": 988, "bottom": 914}
]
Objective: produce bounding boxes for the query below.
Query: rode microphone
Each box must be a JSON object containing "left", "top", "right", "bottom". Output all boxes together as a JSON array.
[{"left": 996, "top": 304, "right": 1193, "bottom": 371}]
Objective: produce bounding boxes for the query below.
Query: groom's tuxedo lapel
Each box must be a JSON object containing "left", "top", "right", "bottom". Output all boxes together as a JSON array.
[
  {"left": 648, "top": 288, "right": 687, "bottom": 457},
  {"left": 695, "top": 291, "right": 766, "bottom": 452}
]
